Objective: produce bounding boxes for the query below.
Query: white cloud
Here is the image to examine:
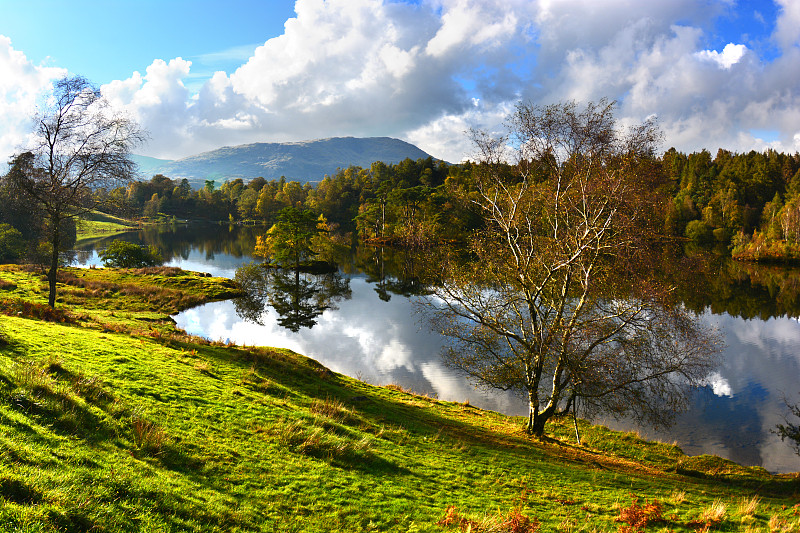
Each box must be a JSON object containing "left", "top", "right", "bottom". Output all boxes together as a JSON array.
[
  {"left": 89, "top": 0, "right": 534, "bottom": 160},
  {"left": 773, "top": 0, "right": 800, "bottom": 50},
  {"left": 405, "top": 99, "right": 512, "bottom": 162},
  {"left": 696, "top": 43, "right": 747, "bottom": 69},
  {"left": 424, "top": 0, "right": 521, "bottom": 58},
  {"left": 0, "top": 35, "right": 65, "bottom": 163},
  {"left": 4, "top": 0, "right": 800, "bottom": 165}
]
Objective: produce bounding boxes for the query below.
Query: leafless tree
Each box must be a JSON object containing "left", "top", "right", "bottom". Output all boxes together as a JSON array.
[
  {"left": 424, "top": 99, "right": 720, "bottom": 436},
  {"left": 8, "top": 75, "right": 146, "bottom": 307}
]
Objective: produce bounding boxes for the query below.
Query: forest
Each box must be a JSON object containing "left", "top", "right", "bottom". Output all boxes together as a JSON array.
[{"left": 3, "top": 148, "right": 800, "bottom": 264}]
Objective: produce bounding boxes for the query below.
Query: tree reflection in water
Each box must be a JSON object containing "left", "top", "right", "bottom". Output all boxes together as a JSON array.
[{"left": 233, "top": 263, "right": 351, "bottom": 332}]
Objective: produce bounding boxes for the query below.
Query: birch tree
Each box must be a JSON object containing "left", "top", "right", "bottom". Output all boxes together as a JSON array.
[
  {"left": 9, "top": 76, "right": 145, "bottom": 307},
  {"left": 425, "top": 100, "right": 720, "bottom": 436}
]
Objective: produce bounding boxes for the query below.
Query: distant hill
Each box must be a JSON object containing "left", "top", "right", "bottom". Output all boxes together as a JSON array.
[
  {"left": 133, "top": 137, "right": 436, "bottom": 188},
  {"left": 130, "top": 154, "right": 174, "bottom": 179}
]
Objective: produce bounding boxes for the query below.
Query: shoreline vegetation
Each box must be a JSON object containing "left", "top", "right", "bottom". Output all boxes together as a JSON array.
[
  {"left": 75, "top": 146, "right": 800, "bottom": 264},
  {"left": 1, "top": 264, "right": 799, "bottom": 532}
]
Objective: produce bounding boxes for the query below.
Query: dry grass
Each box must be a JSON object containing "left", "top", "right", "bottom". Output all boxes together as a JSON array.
[
  {"left": 0, "top": 298, "right": 76, "bottom": 323},
  {"left": 736, "top": 495, "right": 761, "bottom": 518},
  {"left": 668, "top": 489, "right": 686, "bottom": 506},
  {"left": 310, "top": 397, "right": 350, "bottom": 422},
  {"left": 689, "top": 498, "right": 728, "bottom": 531},
  {"left": 193, "top": 360, "right": 213, "bottom": 375},
  {"left": 12, "top": 360, "right": 54, "bottom": 392},
  {"left": 437, "top": 506, "right": 540, "bottom": 533},
  {"left": 385, "top": 383, "right": 411, "bottom": 393},
  {"left": 57, "top": 271, "right": 207, "bottom": 311},
  {"left": 130, "top": 413, "right": 168, "bottom": 456},
  {"left": 767, "top": 515, "right": 800, "bottom": 532}
]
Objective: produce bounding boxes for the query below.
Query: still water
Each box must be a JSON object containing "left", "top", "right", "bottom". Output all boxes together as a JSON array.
[{"left": 75, "top": 225, "right": 800, "bottom": 473}]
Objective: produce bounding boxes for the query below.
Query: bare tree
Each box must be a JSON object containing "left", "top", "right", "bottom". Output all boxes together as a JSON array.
[
  {"left": 8, "top": 76, "right": 146, "bottom": 307},
  {"left": 425, "top": 100, "right": 720, "bottom": 436}
]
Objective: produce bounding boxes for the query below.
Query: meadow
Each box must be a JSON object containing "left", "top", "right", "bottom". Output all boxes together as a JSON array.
[{"left": 1, "top": 265, "right": 798, "bottom": 532}]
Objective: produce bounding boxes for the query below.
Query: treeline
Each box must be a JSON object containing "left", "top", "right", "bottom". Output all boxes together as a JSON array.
[
  {"left": 114, "top": 149, "right": 800, "bottom": 253},
  {"left": 5, "top": 149, "right": 800, "bottom": 261},
  {"left": 662, "top": 148, "right": 800, "bottom": 258},
  {"left": 96, "top": 156, "right": 480, "bottom": 245}
]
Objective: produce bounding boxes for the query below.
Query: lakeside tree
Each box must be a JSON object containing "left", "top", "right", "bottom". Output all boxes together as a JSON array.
[
  {"left": 99, "top": 239, "right": 163, "bottom": 268},
  {"left": 0, "top": 223, "right": 26, "bottom": 263},
  {"left": 7, "top": 76, "right": 145, "bottom": 307},
  {"left": 424, "top": 99, "right": 720, "bottom": 436},
  {"left": 254, "top": 207, "right": 328, "bottom": 270}
]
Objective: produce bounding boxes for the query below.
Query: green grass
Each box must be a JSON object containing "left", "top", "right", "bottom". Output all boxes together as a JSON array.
[
  {"left": 75, "top": 211, "right": 139, "bottom": 241},
  {"left": 1, "top": 265, "right": 799, "bottom": 532}
]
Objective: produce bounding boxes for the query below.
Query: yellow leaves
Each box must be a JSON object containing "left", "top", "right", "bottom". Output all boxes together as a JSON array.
[{"left": 253, "top": 234, "right": 271, "bottom": 260}]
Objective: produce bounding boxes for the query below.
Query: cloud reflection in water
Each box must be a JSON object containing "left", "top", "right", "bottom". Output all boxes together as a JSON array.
[{"left": 174, "top": 279, "right": 800, "bottom": 473}]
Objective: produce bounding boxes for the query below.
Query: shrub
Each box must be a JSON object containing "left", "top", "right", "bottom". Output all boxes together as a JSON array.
[
  {"left": 615, "top": 498, "right": 663, "bottom": 533},
  {"left": 100, "top": 240, "right": 164, "bottom": 268},
  {"left": 684, "top": 219, "right": 713, "bottom": 244},
  {"left": 0, "top": 223, "right": 26, "bottom": 263}
]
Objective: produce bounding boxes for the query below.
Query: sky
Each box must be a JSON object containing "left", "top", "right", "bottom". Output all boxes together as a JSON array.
[{"left": 1, "top": 0, "right": 799, "bottom": 165}]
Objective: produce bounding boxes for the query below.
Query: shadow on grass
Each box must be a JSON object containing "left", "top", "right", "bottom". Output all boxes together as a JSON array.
[
  {"left": 107, "top": 331, "right": 800, "bottom": 496},
  {"left": 0, "top": 476, "right": 42, "bottom": 505}
]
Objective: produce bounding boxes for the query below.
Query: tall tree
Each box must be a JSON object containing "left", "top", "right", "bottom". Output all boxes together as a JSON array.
[
  {"left": 8, "top": 76, "right": 145, "bottom": 307},
  {"left": 254, "top": 206, "right": 324, "bottom": 270},
  {"left": 424, "top": 100, "right": 720, "bottom": 436}
]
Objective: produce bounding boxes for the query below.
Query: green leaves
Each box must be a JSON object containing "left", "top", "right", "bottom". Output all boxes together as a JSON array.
[
  {"left": 99, "top": 239, "right": 164, "bottom": 268},
  {"left": 255, "top": 207, "right": 326, "bottom": 269}
]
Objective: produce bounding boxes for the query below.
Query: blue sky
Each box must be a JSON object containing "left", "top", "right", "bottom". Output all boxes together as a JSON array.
[
  {"left": 2, "top": 0, "right": 799, "bottom": 163},
  {"left": 0, "top": 1, "right": 295, "bottom": 89}
]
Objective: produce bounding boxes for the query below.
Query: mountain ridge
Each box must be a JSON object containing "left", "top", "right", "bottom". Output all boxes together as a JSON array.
[{"left": 133, "top": 136, "right": 436, "bottom": 188}]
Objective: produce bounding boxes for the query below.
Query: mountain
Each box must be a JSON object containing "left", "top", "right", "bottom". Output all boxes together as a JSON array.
[
  {"left": 134, "top": 137, "right": 436, "bottom": 188},
  {"left": 130, "top": 154, "right": 175, "bottom": 178}
]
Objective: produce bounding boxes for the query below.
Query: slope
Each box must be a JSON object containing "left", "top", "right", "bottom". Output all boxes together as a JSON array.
[{"left": 0, "top": 265, "right": 798, "bottom": 532}]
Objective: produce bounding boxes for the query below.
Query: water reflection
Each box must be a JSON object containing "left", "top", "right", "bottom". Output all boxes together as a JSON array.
[
  {"left": 74, "top": 224, "right": 259, "bottom": 277},
  {"left": 603, "top": 313, "right": 800, "bottom": 473},
  {"left": 176, "top": 278, "right": 527, "bottom": 416},
  {"left": 233, "top": 263, "right": 351, "bottom": 332},
  {"left": 73, "top": 225, "right": 800, "bottom": 473}
]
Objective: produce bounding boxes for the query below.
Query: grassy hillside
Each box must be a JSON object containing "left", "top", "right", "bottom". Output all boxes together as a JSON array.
[
  {"left": 1, "top": 265, "right": 798, "bottom": 532},
  {"left": 75, "top": 211, "right": 138, "bottom": 242}
]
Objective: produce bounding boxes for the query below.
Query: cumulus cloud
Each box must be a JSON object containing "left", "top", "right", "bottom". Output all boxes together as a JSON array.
[
  {"left": 4, "top": 0, "right": 800, "bottom": 164},
  {"left": 773, "top": 0, "right": 800, "bottom": 50},
  {"left": 102, "top": 58, "right": 194, "bottom": 157},
  {"left": 696, "top": 43, "right": 747, "bottom": 68},
  {"left": 0, "top": 35, "right": 65, "bottom": 163},
  {"left": 701, "top": 371, "right": 734, "bottom": 397},
  {"left": 90, "top": 0, "right": 535, "bottom": 161}
]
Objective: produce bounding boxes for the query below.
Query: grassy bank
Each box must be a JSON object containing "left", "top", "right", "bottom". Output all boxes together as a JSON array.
[
  {"left": 75, "top": 211, "right": 140, "bottom": 242},
  {"left": 1, "top": 265, "right": 798, "bottom": 532}
]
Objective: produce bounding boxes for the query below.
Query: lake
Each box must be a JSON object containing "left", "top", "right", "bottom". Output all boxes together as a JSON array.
[{"left": 74, "top": 224, "right": 800, "bottom": 473}]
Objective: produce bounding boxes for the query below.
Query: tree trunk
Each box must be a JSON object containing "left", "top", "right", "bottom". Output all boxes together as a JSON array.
[
  {"left": 526, "top": 393, "right": 559, "bottom": 437},
  {"left": 526, "top": 408, "right": 548, "bottom": 436},
  {"left": 47, "top": 219, "right": 60, "bottom": 308},
  {"left": 526, "top": 393, "right": 548, "bottom": 436}
]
